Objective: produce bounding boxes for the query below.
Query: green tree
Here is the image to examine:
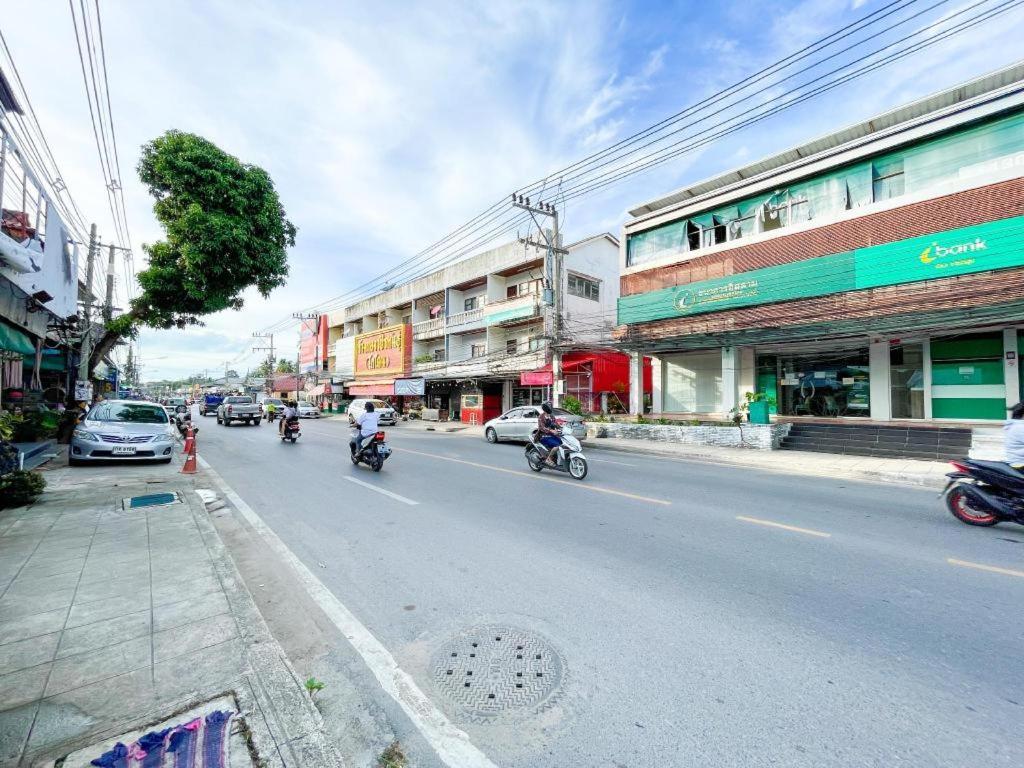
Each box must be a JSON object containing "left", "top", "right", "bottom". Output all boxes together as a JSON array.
[
  {"left": 88, "top": 130, "right": 296, "bottom": 373},
  {"left": 275, "top": 358, "right": 296, "bottom": 373},
  {"left": 255, "top": 358, "right": 274, "bottom": 378}
]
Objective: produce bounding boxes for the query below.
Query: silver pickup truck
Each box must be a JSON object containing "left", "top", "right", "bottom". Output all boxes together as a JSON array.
[{"left": 216, "top": 396, "right": 262, "bottom": 427}]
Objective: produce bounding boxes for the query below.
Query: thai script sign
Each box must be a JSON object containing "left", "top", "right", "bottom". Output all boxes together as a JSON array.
[{"left": 353, "top": 325, "right": 411, "bottom": 378}]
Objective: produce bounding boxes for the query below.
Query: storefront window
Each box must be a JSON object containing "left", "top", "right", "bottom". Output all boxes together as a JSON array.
[
  {"left": 512, "top": 387, "right": 548, "bottom": 407},
  {"left": 776, "top": 350, "right": 870, "bottom": 417},
  {"left": 662, "top": 351, "right": 722, "bottom": 413}
]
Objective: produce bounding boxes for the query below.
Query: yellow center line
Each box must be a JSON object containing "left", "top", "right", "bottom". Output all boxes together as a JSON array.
[
  {"left": 736, "top": 515, "right": 831, "bottom": 538},
  {"left": 947, "top": 558, "right": 1024, "bottom": 579},
  {"left": 393, "top": 446, "right": 671, "bottom": 506}
]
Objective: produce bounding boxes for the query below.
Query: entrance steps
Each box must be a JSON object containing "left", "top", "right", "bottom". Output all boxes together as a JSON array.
[{"left": 778, "top": 423, "right": 972, "bottom": 461}]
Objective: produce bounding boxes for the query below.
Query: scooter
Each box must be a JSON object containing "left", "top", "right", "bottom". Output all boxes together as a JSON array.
[
  {"left": 350, "top": 430, "right": 391, "bottom": 472},
  {"left": 942, "top": 458, "right": 1024, "bottom": 527},
  {"left": 281, "top": 417, "right": 301, "bottom": 444},
  {"left": 525, "top": 429, "right": 588, "bottom": 480}
]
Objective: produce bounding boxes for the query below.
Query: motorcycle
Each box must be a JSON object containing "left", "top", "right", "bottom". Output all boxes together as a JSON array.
[
  {"left": 267, "top": 409, "right": 277, "bottom": 423},
  {"left": 942, "top": 458, "right": 1024, "bottom": 527},
  {"left": 350, "top": 430, "right": 391, "bottom": 472},
  {"left": 174, "top": 407, "right": 199, "bottom": 437},
  {"left": 281, "top": 417, "right": 301, "bottom": 444},
  {"left": 525, "top": 429, "right": 588, "bottom": 480}
]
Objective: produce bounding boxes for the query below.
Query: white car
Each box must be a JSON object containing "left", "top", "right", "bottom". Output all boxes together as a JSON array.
[
  {"left": 347, "top": 398, "right": 398, "bottom": 426},
  {"left": 297, "top": 402, "right": 321, "bottom": 418}
]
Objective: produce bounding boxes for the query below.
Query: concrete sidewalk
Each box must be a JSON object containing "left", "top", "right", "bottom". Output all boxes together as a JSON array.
[
  {"left": 0, "top": 452, "right": 340, "bottom": 767},
  {"left": 394, "top": 419, "right": 953, "bottom": 488}
]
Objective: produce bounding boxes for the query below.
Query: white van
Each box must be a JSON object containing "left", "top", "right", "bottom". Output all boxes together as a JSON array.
[{"left": 347, "top": 398, "right": 398, "bottom": 426}]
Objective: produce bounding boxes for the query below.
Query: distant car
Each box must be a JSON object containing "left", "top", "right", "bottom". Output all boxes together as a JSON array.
[
  {"left": 297, "top": 402, "right": 321, "bottom": 418},
  {"left": 216, "top": 396, "right": 261, "bottom": 426},
  {"left": 483, "top": 406, "right": 586, "bottom": 444},
  {"left": 347, "top": 398, "right": 397, "bottom": 426},
  {"left": 70, "top": 400, "right": 176, "bottom": 464},
  {"left": 199, "top": 393, "right": 224, "bottom": 417}
]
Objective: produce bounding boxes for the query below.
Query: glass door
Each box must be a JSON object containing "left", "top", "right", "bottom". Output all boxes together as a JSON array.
[{"left": 890, "top": 343, "right": 925, "bottom": 419}]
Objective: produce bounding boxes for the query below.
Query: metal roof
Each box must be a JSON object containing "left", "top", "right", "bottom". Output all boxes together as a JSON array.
[{"left": 627, "top": 62, "right": 1024, "bottom": 219}]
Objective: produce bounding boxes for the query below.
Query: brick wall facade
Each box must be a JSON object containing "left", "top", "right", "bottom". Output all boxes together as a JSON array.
[{"left": 621, "top": 176, "right": 1024, "bottom": 297}]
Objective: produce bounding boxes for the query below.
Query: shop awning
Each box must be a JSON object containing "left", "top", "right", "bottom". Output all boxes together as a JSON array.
[
  {"left": 23, "top": 352, "right": 66, "bottom": 371},
  {"left": 0, "top": 321, "right": 35, "bottom": 355},
  {"left": 561, "top": 356, "right": 595, "bottom": 372}
]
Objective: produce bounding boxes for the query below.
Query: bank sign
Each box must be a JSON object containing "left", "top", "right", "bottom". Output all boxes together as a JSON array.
[
  {"left": 618, "top": 215, "right": 1024, "bottom": 325},
  {"left": 353, "top": 325, "right": 411, "bottom": 378}
]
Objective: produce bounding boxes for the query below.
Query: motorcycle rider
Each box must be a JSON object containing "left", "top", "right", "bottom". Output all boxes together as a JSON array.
[
  {"left": 266, "top": 400, "right": 277, "bottom": 422},
  {"left": 352, "top": 401, "right": 380, "bottom": 455},
  {"left": 537, "top": 402, "right": 562, "bottom": 466},
  {"left": 279, "top": 400, "right": 298, "bottom": 436},
  {"left": 1005, "top": 402, "right": 1024, "bottom": 469}
]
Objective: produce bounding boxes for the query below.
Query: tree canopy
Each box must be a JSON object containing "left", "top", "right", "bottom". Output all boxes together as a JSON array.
[
  {"left": 275, "top": 358, "right": 296, "bottom": 373},
  {"left": 90, "top": 130, "right": 296, "bottom": 372}
]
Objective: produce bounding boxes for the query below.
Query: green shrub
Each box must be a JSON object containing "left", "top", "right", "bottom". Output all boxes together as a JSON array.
[
  {"left": 0, "top": 470, "right": 45, "bottom": 508},
  {"left": 561, "top": 395, "right": 584, "bottom": 416},
  {"left": 9, "top": 412, "right": 57, "bottom": 443}
]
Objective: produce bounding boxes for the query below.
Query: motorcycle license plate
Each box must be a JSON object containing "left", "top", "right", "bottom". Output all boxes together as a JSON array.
[{"left": 112, "top": 446, "right": 136, "bottom": 456}]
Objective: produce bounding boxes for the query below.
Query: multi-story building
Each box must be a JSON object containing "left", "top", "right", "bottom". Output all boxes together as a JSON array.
[
  {"left": 330, "top": 233, "right": 627, "bottom": 421},
  {"left": 617, "top": 64, "right": 1024, "bottom": 430}
]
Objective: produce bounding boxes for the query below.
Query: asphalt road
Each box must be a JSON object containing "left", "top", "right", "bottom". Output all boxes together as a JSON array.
[{"left": 195, "top": 411, "right": 1024, "bottom": 768}]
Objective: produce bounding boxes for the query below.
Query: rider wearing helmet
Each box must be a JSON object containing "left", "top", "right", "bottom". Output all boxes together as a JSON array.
[
  {"left": 537, "top": 402, "right": 562, "bottom": 465},
  {"left": 353, "top": 400, "right": 380, "bottom": 454}
]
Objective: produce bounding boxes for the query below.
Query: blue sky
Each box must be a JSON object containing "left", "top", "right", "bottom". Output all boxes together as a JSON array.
[{"left": 10, "top": 0, "right": 1024, "bottom": 379}]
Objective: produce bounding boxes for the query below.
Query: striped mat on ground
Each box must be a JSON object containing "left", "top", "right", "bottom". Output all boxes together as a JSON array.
[{"left": 89, "top": 710, "right": 236, "bottom": 768}]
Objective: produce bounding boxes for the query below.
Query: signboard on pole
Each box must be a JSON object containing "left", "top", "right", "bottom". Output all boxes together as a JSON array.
[{"left": 74, "top": 380, "right": 93, "bottom": 402}]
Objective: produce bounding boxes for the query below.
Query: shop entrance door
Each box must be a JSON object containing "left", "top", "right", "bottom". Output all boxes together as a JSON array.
[{"left": 890, "top": 343, "right": 925, "bottom": 419}]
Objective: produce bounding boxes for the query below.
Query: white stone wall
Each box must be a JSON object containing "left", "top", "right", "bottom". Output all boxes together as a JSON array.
[{"left": 587, "top": 421, "right": 792, "bottom": 450}]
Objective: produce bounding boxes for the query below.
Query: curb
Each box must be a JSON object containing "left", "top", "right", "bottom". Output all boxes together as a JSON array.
[{"left": 586, "top": 438, "right": 948, "bottom": 490}]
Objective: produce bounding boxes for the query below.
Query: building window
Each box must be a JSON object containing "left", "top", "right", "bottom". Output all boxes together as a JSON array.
[
  {"left": 470, "top": 344, "right": 486, "bottom": 359},
  {"left": 464, "top": 296, "right": 479, "bottom": 312},
  {"left": 872, "top": 157, "right": 905, "bottom": 202},
  {"left": 528, "top": 336, "right": 543, "bottom": 351},
  {"left": 507, "top": 279, "right": 542, "bottom": 299},
  {"left": 567, "top": 274, "right": 600, "bottom": 301},
  {"left": 506, "top": 338, "right": 519, "bottom": 355},
  {"left": 432, "top": 348, "right": 445, "bottom": 362}
]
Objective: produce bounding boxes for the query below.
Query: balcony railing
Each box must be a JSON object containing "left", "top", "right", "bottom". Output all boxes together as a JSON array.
[
  {"left": 485, "top": 293, "right": 542, "bottom": 325},
  {"left": 412, "top": 317, "right": 445, "bottom": 339},
  {"left": 446, "top": 306, "right": 486, "bottom": 331}
]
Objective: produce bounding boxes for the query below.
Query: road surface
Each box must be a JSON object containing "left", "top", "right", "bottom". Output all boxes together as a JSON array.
[{"left": 194, "top": 411, "right": 1024, "bottom": 768}]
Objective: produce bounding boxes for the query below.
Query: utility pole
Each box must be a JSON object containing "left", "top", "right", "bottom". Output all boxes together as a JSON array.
[
  {"left": 102, "top": 243, "right": 116, "bottom": 323},
  {"left": 292, "top": 313, "right": 319, "bottom": 402},
  {"left": 512, "top": 194, "right": 567, "bottom": 405},
  {"left": 252, "top": 332, "right": 275, "bottom": 375},
  {"left": 77, "top": 224, "right": 99, "bottom": 383}
]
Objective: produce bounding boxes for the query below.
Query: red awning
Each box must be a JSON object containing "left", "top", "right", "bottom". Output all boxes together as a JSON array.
[{"left": 561, "top": 356, "right": 595, "bottom": 372}]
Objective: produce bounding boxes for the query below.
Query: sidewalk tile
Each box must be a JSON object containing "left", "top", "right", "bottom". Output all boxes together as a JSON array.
[
  {"left": 152, "top": 574, "right": 221, "bottom": 606},
  {"left": 153, "top": 591, "right": 229, "bottom": 633},
  {"left": 4, "top": 569, "right": 81, "bottom": 598},
  {"left": 74, "top": 576, "right": 146, "bottom": 604},
  {"left": 0, "top": 631, "right": 59, "bottom": 675},
  {"left": 153, "top": 637, "right": 245, "bottom": 700},
  {"left": 0, "top": 607, "right": 68, "bottom": 646},
  {"left": 0, "top": 588, "right": 76, "bottom": 620},
  {"left": 0, "top": 661, "right": 52, "bottom": 709},
  {"left": 153, "top": 613, "right": 237, "bottom": 663},
  {"left": 45, "top": 635, "right": 151, "bottom": 696},
  {"left": 0, "top": 705, "right": 36, "bottom": 764},
  {"left": 66, "top": 593, "right": 145, "bottom": 628},
  {"left": 56, "top": 610, "right": 151, "bottom": 659},
  {"left": 28, "top": 667, "right": 159, "bottom": 757}
]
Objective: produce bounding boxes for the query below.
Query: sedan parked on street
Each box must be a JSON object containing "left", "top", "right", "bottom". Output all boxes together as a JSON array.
[
  {"left": 70, "top": 400, "right": 176, "bottom": 464},
  {"left": 483, "top": 406, "right": 587, "bottom": 443}
]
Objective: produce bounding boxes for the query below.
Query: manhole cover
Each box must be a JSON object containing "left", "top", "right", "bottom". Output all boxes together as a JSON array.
[
  {"left": 431, "top": 626, "right": 564, "bottom": 719},
  {"left": 122, "top": 492, "right": 182, "bottom": 509}
]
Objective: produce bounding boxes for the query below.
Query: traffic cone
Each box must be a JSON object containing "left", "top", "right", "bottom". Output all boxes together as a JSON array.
[{"left": 181, "top": 425, "right": 197, "bottom": 474}]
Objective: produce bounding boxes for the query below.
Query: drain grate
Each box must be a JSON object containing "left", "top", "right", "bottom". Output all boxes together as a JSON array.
[
  {"left": 122, "top": 492, "right": 182, "bottom": 510},
  {"left": 431, "top": 625, "right": 564, "bottom": 720}
]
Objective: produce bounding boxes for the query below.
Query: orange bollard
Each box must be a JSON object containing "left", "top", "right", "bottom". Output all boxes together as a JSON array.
[{"left": 181, "top": 424, "right": 197, "bottom": 474}]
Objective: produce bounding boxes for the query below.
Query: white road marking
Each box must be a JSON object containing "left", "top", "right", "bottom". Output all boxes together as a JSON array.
[
  {"left": 196, "top": 456, "right": 498, "bottom": 768},
  {"left": 587, "top": 457, "right": 637, "bottom": 467},
  {"left": 947, "top": 557, "right": 1024, "bottom": 579},
  {"left": 736, "top": 515, "right": 831, "bottom": 538},
  {"left": 344, "top": 476, "right": 419, "bottom": 505}
]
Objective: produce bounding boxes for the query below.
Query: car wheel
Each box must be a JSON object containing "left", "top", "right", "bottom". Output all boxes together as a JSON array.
[
  {"left": 253, "top": 418, "right": 260, "bottom": 427},
  {"left": 485, "top": 427, "right": 498, "bottom": 443},
  {"left": 224, "top": 418, "right": 231, "bottom": 427}
]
